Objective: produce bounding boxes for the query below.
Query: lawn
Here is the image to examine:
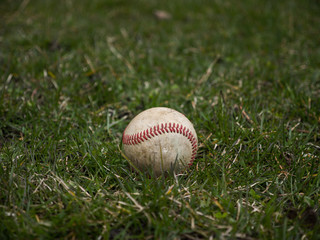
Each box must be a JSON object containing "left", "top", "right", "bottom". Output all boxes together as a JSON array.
[{"left": 0, "top": 0, "right": 320, "bottom": 239}]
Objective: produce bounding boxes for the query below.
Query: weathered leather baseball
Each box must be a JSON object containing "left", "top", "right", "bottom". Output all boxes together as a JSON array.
[{"left": 122, "top": 107, "right": 198, "bottom": 176}]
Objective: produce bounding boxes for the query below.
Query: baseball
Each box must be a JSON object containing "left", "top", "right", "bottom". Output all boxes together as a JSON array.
[{"left": 122, "top": 107, "right": 198, "bottom": 176}]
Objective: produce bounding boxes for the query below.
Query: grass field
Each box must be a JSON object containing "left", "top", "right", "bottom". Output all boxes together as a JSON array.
[{"left": 1, "top": 0, "right": 320, "bottom": 239}]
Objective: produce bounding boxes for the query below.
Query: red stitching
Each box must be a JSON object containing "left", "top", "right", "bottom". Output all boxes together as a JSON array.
[
  {"left": 123, "top": 122, "right": 197, "bottom": 164},
  {"left": 161, "top": 123, "right": 164, "bottom": 134}
]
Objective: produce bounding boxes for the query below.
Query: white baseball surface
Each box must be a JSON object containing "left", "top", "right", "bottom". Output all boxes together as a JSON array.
[{"left": 122, "top": 107, "right": 198, "bottom": 176}]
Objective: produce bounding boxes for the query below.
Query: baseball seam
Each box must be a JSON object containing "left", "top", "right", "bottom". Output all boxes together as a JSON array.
[{"left": 122, "top": 122, "right": 197, "bottom": 165}]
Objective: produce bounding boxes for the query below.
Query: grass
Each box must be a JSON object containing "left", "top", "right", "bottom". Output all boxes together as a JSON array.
[{"left": 0, "top": 0, "right": 320, "bottom": 239}]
